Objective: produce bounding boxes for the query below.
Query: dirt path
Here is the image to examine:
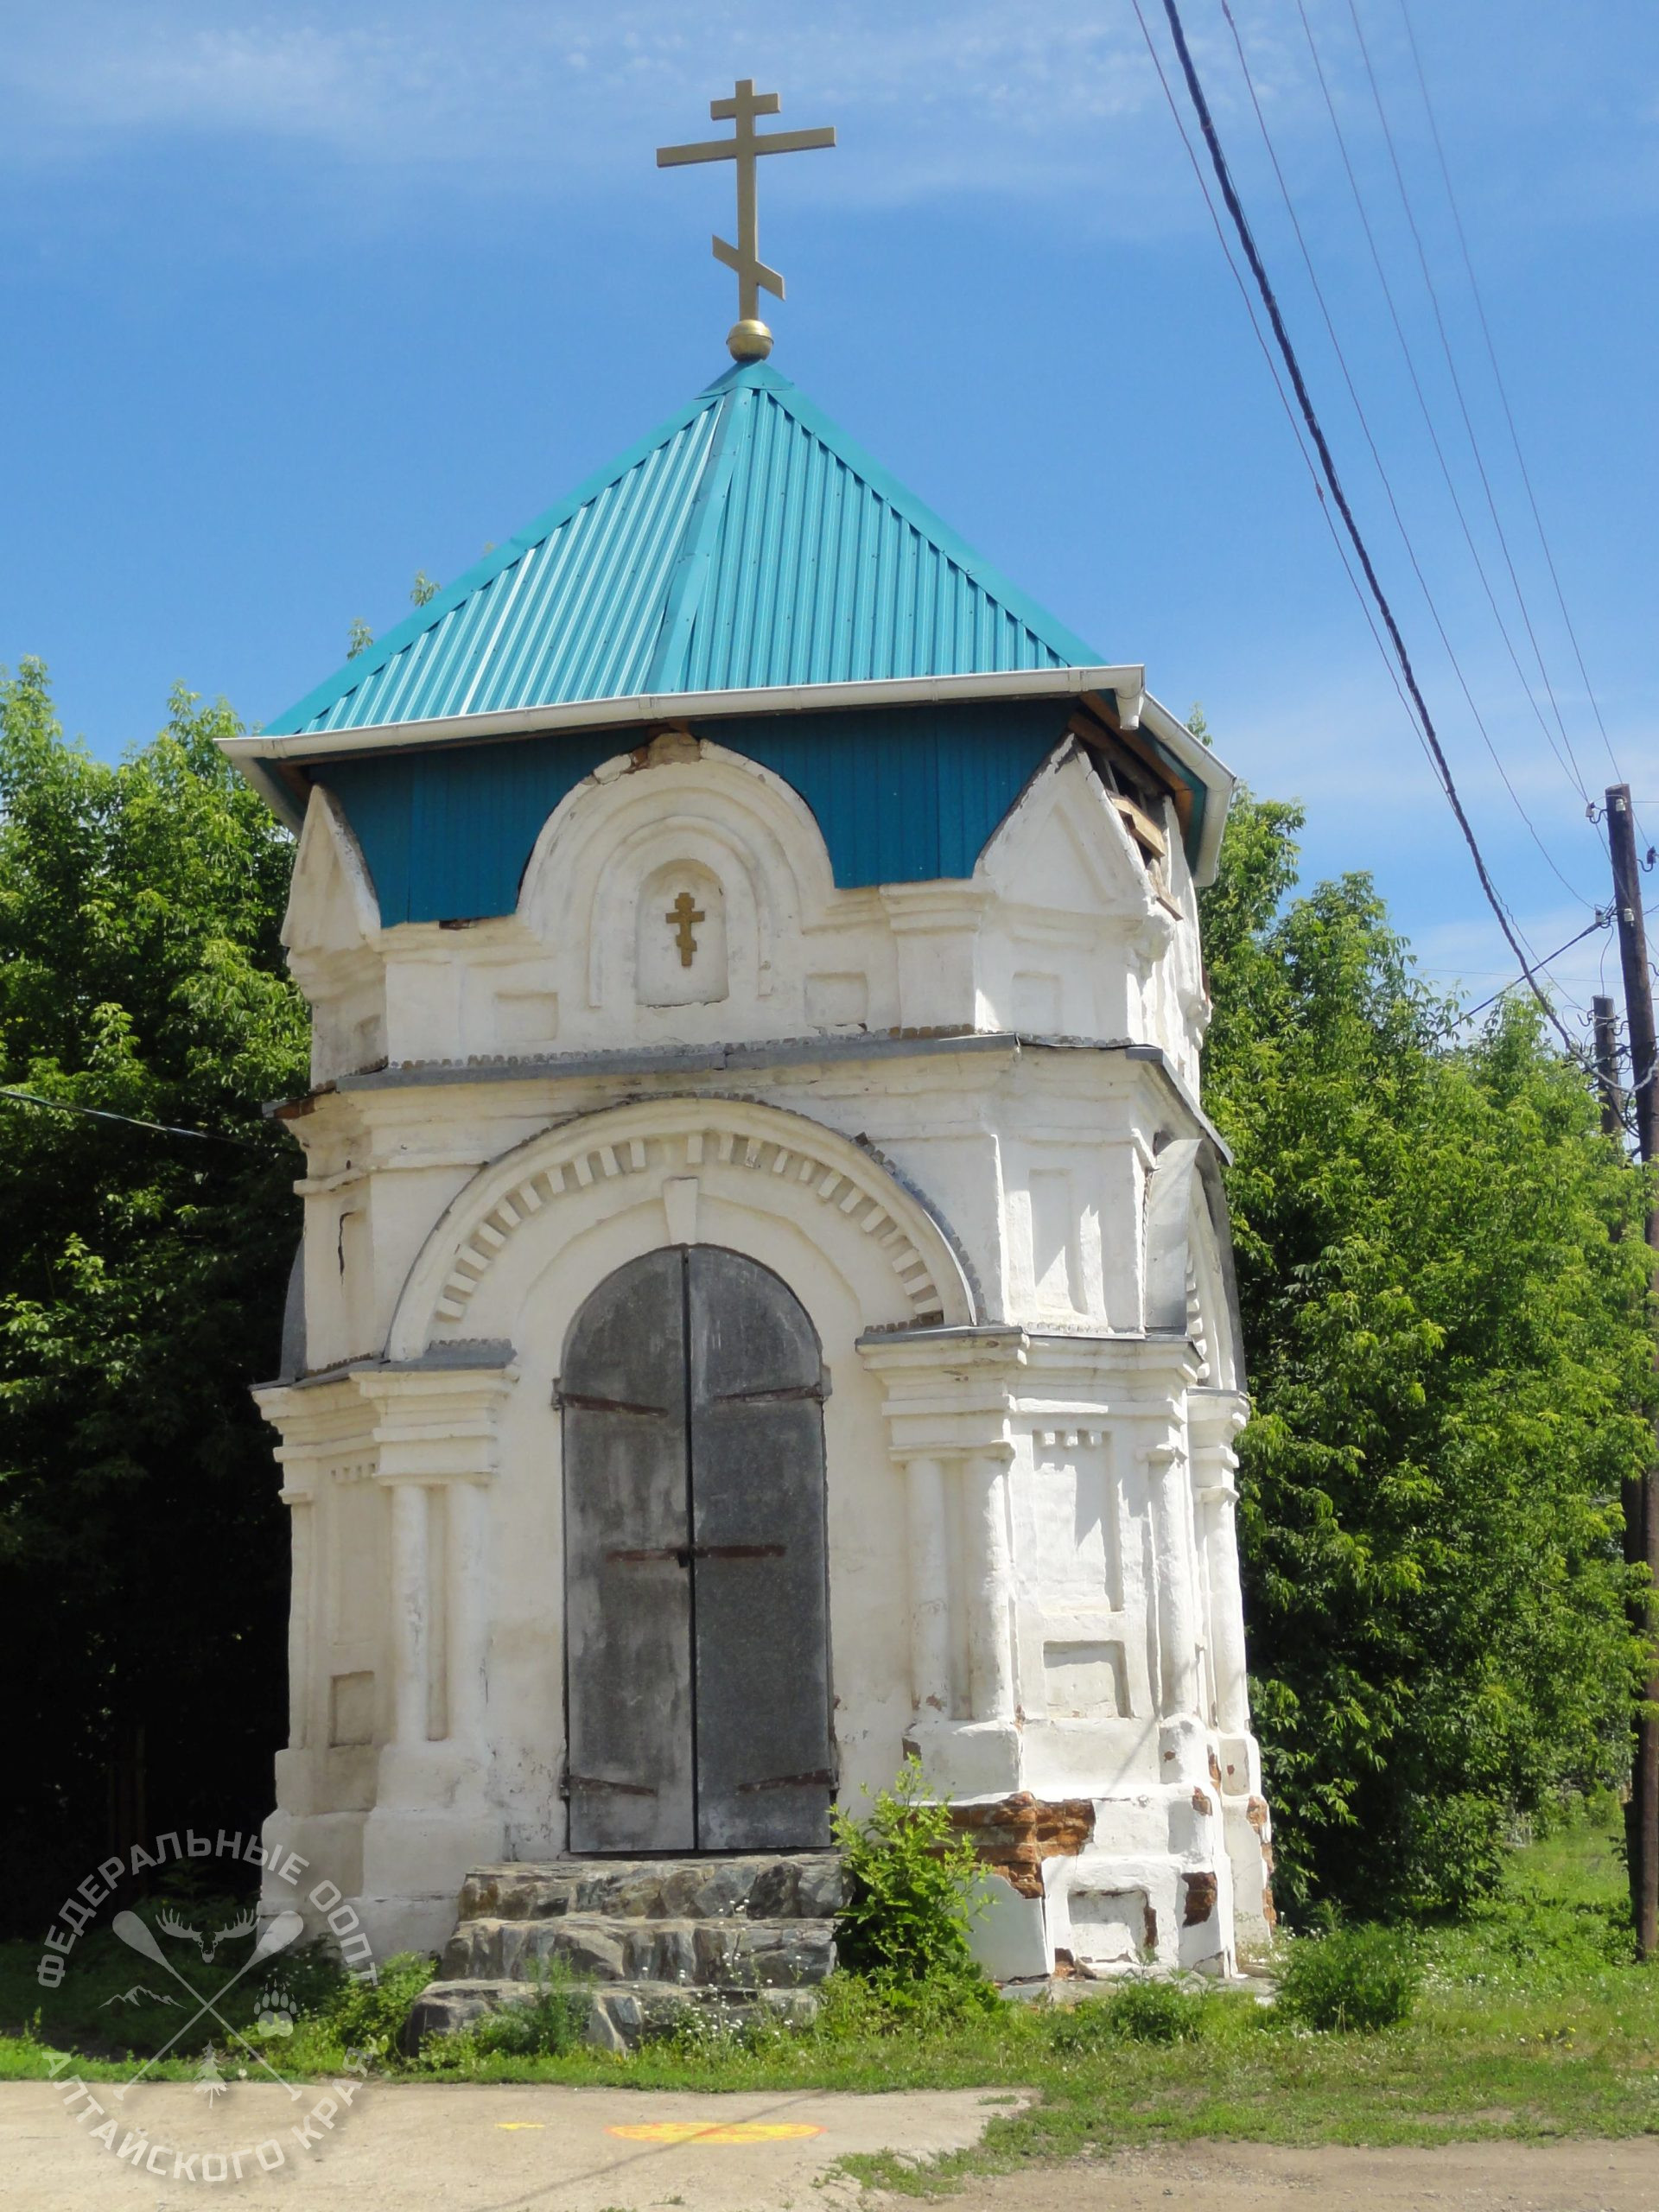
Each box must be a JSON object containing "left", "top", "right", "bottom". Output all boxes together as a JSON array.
[{"left": 938, "top": 2139, "right": 1659, "bottom": 2211}]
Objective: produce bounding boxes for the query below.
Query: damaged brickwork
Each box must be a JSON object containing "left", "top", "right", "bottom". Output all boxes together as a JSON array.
[{"left": 949, "top": 1791, "right": 1095, "bottom": 1897}]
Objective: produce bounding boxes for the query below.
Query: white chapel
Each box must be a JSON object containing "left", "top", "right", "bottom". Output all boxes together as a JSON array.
[{"left": 226, "top": 83, "right": 1274, "bottom": 2024}]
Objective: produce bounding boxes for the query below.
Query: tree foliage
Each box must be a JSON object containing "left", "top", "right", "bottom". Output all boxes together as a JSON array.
[
  {"left": 1202, "top": 787, "right": 1655, "bottom": 1917},
  {"left": 0, "top": 660, "right": 307, "bottom": 1925}
]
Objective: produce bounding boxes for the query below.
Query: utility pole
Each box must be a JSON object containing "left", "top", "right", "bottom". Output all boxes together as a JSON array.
[
  {"left": 1606, "top": 784, "right": 1659, "bottom": 1961},
  {"left": 1594, "top": 995, "right": 1624, "bottom": 1140}
]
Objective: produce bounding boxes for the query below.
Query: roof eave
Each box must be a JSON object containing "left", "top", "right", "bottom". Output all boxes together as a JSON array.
[
  {"left": 1137, "top": 692, "right": 1236, "bottom": 887},
  {"left": 219, "top": 665, "right": 1236, "bottom": 880},
  {"left": 224, "top": 664, "right": 1155, "bottom": 771}
]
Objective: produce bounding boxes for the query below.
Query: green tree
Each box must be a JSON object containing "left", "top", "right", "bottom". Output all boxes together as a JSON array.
[
  {"left": 1202, "top": 788, "right": 1654, "bottom": 1916},
  {"left": 0, "top": 661, "right": 307, "bottom": 1925}
]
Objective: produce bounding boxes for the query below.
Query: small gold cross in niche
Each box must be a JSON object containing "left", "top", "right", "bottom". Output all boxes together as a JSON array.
[{"left": 667, "top": 891, "right": 705, "bottom": 968}]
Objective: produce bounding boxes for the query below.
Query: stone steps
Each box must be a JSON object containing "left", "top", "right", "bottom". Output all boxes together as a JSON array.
[
  {"left": 455, "top": 1852, "right": 841, "bottom": 1924},
  {"left": 442, "top": 1910, "right": 836, "bottom": 1987},
  {"left": 406, "top": 1976, "right": 823, "bottom": 2056},
  {"left": 407, "top": 1852, "right": 844, "bottom": 2053}
]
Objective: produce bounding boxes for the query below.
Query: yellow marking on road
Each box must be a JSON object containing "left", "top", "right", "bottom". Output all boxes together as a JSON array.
[
  {"left": 497, "top": 2122, "right": 546, "bottom": 2130},
  {"left": 607, "top": 2120, "right": 824, "bottom": 2145}
]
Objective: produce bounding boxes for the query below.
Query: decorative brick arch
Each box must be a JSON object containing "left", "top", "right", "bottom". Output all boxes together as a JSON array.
[{"left": 387, "top": 1095, "right": 977, "bottom": 1358}]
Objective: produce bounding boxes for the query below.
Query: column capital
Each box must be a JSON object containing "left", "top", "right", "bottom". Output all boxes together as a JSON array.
[
  {"left": 859, "top": 1326, "right": 1026, "bottom": 1466},
  {"left": 358, "top": 1362, "right": 518, "bottom": 1486}
]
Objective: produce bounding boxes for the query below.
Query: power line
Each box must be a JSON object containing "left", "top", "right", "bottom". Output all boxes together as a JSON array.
[
  {"left": 1294, "top": 0, "right": 1594, "bottom": 820},
  {"left": 1349, "top": 0, "right": 1596, "bottom": 802},
  {"left": 1458, "top": 911, "right": 1611, "bottom": 1023},
  {"left": 1124, "top": 0, "right": 1425, "bottom": 752},
  {"left": 0, "top": 1087, "right": 262, "bottom": 1152},
  {"left": 1217, "top": 0, "right": 1596, "bottom": 912},
  {"left": 1395, "top": 0, "right": 1622, "bottom": 789},
  {"left": 1150, "top": 0, "right": 1574, "bottom": 1052}
]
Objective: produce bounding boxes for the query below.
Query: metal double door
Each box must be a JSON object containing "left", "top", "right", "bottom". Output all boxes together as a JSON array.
[{"left": 562, "top": 1246, "right": 834, "bottom": 1853}]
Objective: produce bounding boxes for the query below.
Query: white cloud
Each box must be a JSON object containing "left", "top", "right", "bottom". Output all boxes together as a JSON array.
[{"left": 2, "top": 0, "right": 1648, "bottom": 229}]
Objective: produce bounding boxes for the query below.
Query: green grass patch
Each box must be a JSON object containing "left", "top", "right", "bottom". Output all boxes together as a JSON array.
[{"left": 3, "top": 1796, "right": 1656, "bottom": 2176}]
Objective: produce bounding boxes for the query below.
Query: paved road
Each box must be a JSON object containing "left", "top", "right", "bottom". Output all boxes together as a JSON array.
[
  {"left": 0, "top": 2080, "right": 1006, "bottom": 2209},
  {"left": 5, "top": 2081, "right": 1654, "bottom": 2209}
]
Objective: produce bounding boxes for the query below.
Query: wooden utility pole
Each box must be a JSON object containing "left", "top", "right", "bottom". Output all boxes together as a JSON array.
[
  {"left": 1606, "top": 785, "right": 1659, "bottom": 1961},
  {"left": 1593, "top": 995, "right": 1624, "bottom": 1139}
]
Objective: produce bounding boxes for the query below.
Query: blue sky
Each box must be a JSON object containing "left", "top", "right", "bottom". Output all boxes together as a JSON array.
[{"left": 3, "top": 1, "right": 1655, "bottom": 1030}]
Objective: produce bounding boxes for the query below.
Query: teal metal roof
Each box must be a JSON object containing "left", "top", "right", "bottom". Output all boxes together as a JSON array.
[{"left": 265, "top": 361, "right": 1102, "bottom": 739}]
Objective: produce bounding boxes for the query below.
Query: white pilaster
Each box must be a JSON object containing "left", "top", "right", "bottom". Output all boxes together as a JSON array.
[
  {"left": 965, "top": 1452, "right": 1016, "bottom": 1723},
  {"left": 387, "top": 1479, "right": 431, "bottom": 1750},
  {"left": 903, "top": 1454, "right": 952, "bottom": 1720}
]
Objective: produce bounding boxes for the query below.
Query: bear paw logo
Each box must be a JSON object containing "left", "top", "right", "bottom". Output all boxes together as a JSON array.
[{"left": 253, "top": 1984, "right": 296, "bottom": 2039}]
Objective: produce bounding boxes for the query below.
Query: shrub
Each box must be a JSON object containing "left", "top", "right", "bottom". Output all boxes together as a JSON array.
[
  {"left": 1049, "top": 1979, "right": 1207, "bottom": 2052},
  {"left": 310, "top": 1951, "right": 436, "bottom": 2057},
  {"left": 831, "top": 1757, "right": 995, "bottom": 2008},
  {"left": 466, "top": 1960, "right": 590, "bottom": 2058},
  {"left": 1275, "top": 1924, "right": 1420, "bottom": 2033}
]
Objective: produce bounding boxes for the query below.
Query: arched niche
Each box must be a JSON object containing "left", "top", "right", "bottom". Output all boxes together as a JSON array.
[
  {"left": 517, "top": 744, "right": 837, "bottom": 1020},
  {"left": 635, "top": 857, "right": 728, "bottom": 1007},
  {"left": 385, "top": 1094, "right": 978, "bottom": 1363}
]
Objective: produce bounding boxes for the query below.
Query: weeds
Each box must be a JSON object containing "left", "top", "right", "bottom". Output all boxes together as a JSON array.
[
  {"left": 1048, "top": 1978, "right": 1209, "bottom": 2051},
  {"left": 831, "top": 1755, "right": 994, "bottom": 2012},
  {"left": 1275, "top": 1925, "right": 1421, "bottom": 2034}
]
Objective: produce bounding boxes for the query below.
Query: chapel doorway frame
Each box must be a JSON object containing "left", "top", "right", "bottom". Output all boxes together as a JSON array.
[{"left": 560, "top": 1243, "right": 836, "bottom": 1855}]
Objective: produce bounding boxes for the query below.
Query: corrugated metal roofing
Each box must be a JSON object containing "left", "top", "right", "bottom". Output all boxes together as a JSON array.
[
  {"left": 265, "top": 361, "right": 1102, "bottom": 739},
  {"left": 318, "top": 700, "right": 1075, "bottom": 925}
]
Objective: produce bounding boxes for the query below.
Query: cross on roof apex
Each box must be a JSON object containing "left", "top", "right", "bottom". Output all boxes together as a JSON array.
[{"left": 657, "top": 77, "right": 836, "bottom": 362}]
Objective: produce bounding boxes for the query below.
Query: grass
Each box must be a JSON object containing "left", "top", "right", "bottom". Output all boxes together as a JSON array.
[{"left": 3, "top": 1796, "right": 1656, "bottom": 2184}]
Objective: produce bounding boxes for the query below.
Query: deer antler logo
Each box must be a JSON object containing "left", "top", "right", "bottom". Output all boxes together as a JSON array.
[
  {"left": 203, "top": 1907, "right": 257, "bottom": 1965},
  {"left": 155, "top": 1907, "right": 205, "bottom": 1955},
  {"left": 154, "top": 1904, "right": 260, "bottom": 1964}
]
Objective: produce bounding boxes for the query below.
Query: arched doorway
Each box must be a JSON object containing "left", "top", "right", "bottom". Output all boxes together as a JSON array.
[{"left": 561, "top": 1246, "right": 834, "bottom": 1854}]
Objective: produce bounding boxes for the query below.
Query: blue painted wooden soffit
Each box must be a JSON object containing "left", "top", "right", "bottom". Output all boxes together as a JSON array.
[
  {"left": 319, "top": 698, "right": 1082, "bottom": 928},
  {"left": 262, "top": 360, "right": 1103, "bottom": 741}
]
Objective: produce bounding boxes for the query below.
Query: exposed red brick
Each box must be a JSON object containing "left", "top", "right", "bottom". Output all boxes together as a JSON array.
[
  {"left": 949, "top": 1792, "right": 1095, "bottom": 1899},
  {"left": 1182, "top": 1870, "right": 1218, "bottom": 1927},
  {"left": 1191, "top": 1787, "right": 1213, "bottom": 1816}
]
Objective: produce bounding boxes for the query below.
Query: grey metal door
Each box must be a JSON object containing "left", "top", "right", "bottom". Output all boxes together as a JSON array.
[{"left": 563, "top": 1246, "right": 833, "bottom": 1854}]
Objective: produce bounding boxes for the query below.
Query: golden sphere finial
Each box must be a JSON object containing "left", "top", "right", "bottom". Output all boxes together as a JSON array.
[{"left": 727, "top": 317, "right": 774, "bottom": 362}]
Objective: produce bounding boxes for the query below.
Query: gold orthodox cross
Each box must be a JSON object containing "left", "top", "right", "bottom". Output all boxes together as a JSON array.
[
  {"left": 657, "top": 79, "right": 836, "bottom": 362},
  {"left": 667, "top": 891, "right": 705, "bottom": 967}
]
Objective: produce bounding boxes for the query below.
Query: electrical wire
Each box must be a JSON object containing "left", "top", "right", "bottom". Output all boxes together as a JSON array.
[
  {"left": 0, "top": 1087, "right": 262, "bottom": 1152},
  {"left": 1294, "top": 0, "right": 1595, "bottom": 821},
  {"left": 1395, "top": 0, "right": 1629, "bottom": 812},
  {"left": 1346, "top": 0, "right": 1594, "bottom": 803},
  {"left": 1459, "top": 911, "right": 1611, "bottom": 1023},
  {"left": 1149, "top": 0, "right": 1574, "bottom": 1051},
  {"left": 1217, "top": 0, "right": 1596, "bottom": 912},
  {"left": 1125, "top": 0, "right": 1424, "bottom": 748}
]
